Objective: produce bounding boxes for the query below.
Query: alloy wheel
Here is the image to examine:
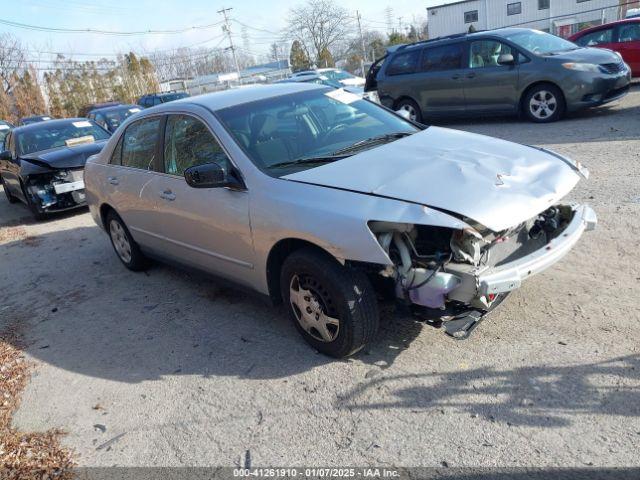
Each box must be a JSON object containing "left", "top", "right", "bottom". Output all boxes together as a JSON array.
[
  {"left": 289, "top": 274, "right": 340, "bottom": 342},
  {"left": 399, "top": 104, "right": 417, "bottom": 122},
  {"left": 529, "top": 90, "right": 558, "bottom": 120}
]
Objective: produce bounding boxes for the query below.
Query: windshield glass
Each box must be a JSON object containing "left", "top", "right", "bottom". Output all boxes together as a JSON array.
[
  {"left": 17, "top": 120, "right": 110, "bottom": 155},
  {"left": 103, "top": 106, "right": 142, "bottom": 129},
  {"left": 505, "top": 30, "right": 578, "bottom": 55},
  {"left": 216, "top": 88, "right": 418, "bottom": 175},
  {"left": 323, "top": 70, "right": 355, "bottom": 81},
  {"left": 162, "top": 92, "right": 189, "bottom": 102}
]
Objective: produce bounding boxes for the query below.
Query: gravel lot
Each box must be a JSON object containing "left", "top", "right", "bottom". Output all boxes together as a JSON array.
[{"left": 1, "top": 89, "right": 639, "bottom": 469}]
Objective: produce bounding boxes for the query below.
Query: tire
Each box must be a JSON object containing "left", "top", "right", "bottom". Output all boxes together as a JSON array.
[
  {"left": 106, "top": 210, "right": 149, "bottom": 271},
  {"left": 395, "top": 98, "right": 423, "bottom": 123},
  {"left": 280, "top": 247, "right": 379, "bottom": 358},
  {"left": 1, "top": 175, "right": 18, "bottom": 204},
  {"left": 522, "top": 84, "right": 565, "bottom": 123}
]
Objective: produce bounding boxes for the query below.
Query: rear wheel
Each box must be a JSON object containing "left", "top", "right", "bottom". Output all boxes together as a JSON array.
[
  {"left": 1, "top": 175, "right": 18, "bottom": 204},
  {"left": 395, "top": 98, "right": 423, "bottom": 123},
  {"left": 280, "top": 248, "right": 379, "bottom": 358},
  {"left": 106, "top": 211, "right": 149, "bottom": 271},
  {"left": 523, "top": 84, "right": 564, "bottom": 123}
]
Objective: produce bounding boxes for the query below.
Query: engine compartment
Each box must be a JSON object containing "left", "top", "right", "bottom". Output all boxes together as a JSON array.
[{"left": 369, "top": 204, "right": 576, "bottom": 312}]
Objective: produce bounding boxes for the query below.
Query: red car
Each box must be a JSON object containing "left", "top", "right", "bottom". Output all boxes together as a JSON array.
[{"left": 570, "top": 18, "right": 640, "bottom": 77}]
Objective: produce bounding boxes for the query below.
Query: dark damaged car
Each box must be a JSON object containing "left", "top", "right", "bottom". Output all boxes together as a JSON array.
[{"left": 0, "top": 118, "right": 110, "bottom": 219}]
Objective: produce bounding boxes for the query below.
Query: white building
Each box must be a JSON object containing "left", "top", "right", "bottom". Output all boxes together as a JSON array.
[{"left": 427, "top": 0, "right": 640, "bottom": 39}]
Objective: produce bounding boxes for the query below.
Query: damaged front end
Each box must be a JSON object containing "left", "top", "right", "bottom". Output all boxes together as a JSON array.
[
  {"left": 369, "top": 203, "right": 597, "bottom": 338},
  {"left": 23, "top": 167, "right": 87, "bottom": 214}
]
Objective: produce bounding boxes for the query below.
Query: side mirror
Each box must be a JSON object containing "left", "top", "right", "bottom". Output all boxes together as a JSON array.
[
  {"left": 0, "top": 150, "right": 12, "bottom": 161},
  {"left": 184, "top": 162, "right": 243, "bottom": 190},
  {"left": 497, "top": 53, "right": 515, "bottom": 66}
]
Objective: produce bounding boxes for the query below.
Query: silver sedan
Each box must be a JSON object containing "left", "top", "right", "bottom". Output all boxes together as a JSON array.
[{"left": 85, "top": 83, "right": 596, "bottom": 357}]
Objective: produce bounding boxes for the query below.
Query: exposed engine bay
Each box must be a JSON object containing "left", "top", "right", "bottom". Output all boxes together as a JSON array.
[
  {"left": 24, "top": 167, "right": 86, "bottom": 212},
  {"left": 370, "top": 204, "right": 576, "bottom": 315}
]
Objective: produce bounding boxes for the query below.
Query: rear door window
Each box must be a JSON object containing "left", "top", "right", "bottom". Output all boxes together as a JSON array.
[
  {"left": 618, "top": 23, "right": 640, "bottom": 43},
  {"left": 386, "top": 49, "right": 420, "bottom": 76},
  {"left": 419, "top": 43, "right": 464, "bottom": 72},
  {"left": 121, "top": 117, "right": 161, "bottom": 170}
]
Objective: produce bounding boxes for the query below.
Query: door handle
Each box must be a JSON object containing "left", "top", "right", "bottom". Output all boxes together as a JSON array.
[
  {"left": 451, "top": 74, "right": 461, "bottom": 80},
  {"left": 466, "top": 72, "right": 476, "bottom": 79},
  {"left": 108, "top": 176, "right": 119, "bottom": 185},
  {"left": 160, "top": 190, "right": 176, "bottom": 201}
]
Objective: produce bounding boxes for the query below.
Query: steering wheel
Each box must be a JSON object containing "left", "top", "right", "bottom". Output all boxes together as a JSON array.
[
  {"left": 321, "top": 123, "right": 349, "bottom": 142},
  {"left": 531, "top": 46, "right": 542, "bottom": 54}
]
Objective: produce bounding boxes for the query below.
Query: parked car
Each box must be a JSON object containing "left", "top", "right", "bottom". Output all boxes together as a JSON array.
[
  {"left": 569, "top": 18, "right": 640, "bottom": 77},
  {"left": 0, "top": 120, "right": 14, "bottom": 146},
  {"left": 0, "top": 118, "right": 110, "bottom": 219},
  {"left": 87, "top": 104, "right": 142, "bottom": 133},
  {"left": 367, "top": 28, "right": 631, "bottom": 123},
  {"left": 79, "top": 101, "right": 121, "bottom": 118},
  {"left": 19, "top": 115, "right": 52, "bottom": 126},
  {"left": 626, "top": 8, "right": 640, "bottom": 19},
  {"left": 84, "top": 83, "right": 596, "bottom": 357},
  {"left": 276, "top": 74, "right": 366, "bottom": 97},
  {"left": 291, "top": 68, "right": 365, "bottom": 87},
  {"left": 137, "top": 92, "right": 189, "bottom": 108}
]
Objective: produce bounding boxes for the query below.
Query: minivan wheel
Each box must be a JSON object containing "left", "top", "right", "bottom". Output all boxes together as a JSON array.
[
  {"left": 280, "top": 248, "right": 379, "bottom": 358},
  {"left": 1, "top": 175, "right": 18, "bottom": 204},
  {"left": 106, "top": 211, "right": 148, "bottom": 271},
  {"left": 523, "top": 84, "right": 564, "bottom": 123},
  {"left": 396, "top": 98, "right": 422, "bottom": 123}
]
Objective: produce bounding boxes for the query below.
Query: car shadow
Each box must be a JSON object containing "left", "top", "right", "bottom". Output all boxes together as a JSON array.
[
  {"left": 335, "top": 354, "right": 640, "bottom": 428},
  {"left": 0, "top": 223, "right": 424, "bottom": 384}
]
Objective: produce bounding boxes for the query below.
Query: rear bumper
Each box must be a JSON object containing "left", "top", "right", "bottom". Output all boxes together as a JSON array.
[{"left": 478, "top": 204, "right": 597, "bottom": 296}]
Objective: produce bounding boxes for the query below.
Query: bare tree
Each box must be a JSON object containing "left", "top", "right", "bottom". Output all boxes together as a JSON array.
[
  {"left": 285, "top": 0, "right": 353, "bottom": 67},
  {"left": 0, "top": 33, "right": 25, "bottom": 93}
]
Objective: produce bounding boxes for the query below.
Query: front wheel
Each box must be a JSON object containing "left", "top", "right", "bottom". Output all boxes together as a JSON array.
[
  {"left": 280, "top": 248, "right": 379, "bottom": 358},
  {"left": 522, "top": 84, "right": 565, "bottom": 123}
]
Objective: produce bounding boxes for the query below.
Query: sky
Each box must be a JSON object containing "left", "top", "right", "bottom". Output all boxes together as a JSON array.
[{"left": 4, "top": 0, "right": 458, "bottom": 66}]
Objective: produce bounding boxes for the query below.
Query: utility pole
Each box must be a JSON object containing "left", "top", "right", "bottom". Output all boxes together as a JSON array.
[
  {"left": 356, "top": 10, "right": 367, "bottom": 76},
  {"left": 218, "top": 7, "right": 240, "bottom": 82}
]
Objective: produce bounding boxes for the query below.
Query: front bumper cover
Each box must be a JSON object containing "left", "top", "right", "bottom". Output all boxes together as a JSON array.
[{"left": 478, "top": 204, "right": 597, "bottom": 296}]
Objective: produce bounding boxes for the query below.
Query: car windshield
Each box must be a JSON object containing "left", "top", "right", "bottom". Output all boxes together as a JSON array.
[
  {"left": 102, "top": 106, "right": 142, "bottom": 129},
  {"left": 0, "top": 123, "right": 11, "bottom": 144},
  {"left": 161, "top": 93, "right": 189, "bottom": 102},
  {"left": 216, "top": 88, "right": 419, "bottom": 175},
  {"left": 17, "top": 120, "right": 110, "bottom": 155},
  {"left": 323, "top": 70, "right": 355, "bottom": 81},
  {"left": 506, "top": 30, "right": 580, "bottom": 55},
  {"left": 505, "top": 30, "right": 579, "bottom": 55}
]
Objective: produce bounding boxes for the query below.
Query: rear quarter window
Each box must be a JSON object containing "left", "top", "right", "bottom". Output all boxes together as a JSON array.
[
  {"left": 121, "top": 117, "right": 161, "bottom": 170},
  {"left": 386, "top": 49, "right": 421, "bottom": 76}
]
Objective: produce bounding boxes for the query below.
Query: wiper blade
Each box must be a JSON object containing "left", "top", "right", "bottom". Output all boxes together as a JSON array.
[
  {"left": 269, "top": 154, "right": 349, "bottom": 169},
  {"left": 332, "top": 132, "right": 413, "bottom": 155}
]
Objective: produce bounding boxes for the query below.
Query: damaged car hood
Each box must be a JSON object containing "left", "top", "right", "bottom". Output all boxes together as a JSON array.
[
  {"left": 20, "top": 140, "right": 108, "bottom": 170},
  {"left": 284, "top": 127, "right": 584, "bottom": 232}
]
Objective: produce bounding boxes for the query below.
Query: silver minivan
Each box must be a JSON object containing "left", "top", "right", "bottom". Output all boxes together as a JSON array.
[{"left": 85, "top": 83, "right": 596, "bottom": 357}]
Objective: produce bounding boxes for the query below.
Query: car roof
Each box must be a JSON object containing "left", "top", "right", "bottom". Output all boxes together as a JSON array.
[
  {"left": 12, "top": 118, "right": 94, "bottom": 134},
  {"left": 570, "top": 17, "right": 640, "bottom": 37},
  {"left": 148, "top": 83, "right": 326, "bottom": 112},
  {"left": 392, "top": 27, "right": 536, "bottom": 53},
  {"left": 90, "top": 104, "right": 139, "bottom": 114}
]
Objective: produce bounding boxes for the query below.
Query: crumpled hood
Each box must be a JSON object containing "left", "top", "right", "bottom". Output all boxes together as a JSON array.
[
  {"left": 21, "top": 140, "right": 108, "bottom": 170},
  {"left": 284, "top": 127, "right": 584, "bottom": 232}
]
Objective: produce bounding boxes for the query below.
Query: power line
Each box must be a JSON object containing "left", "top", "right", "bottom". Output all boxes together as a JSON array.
[
  {"left": 218, "top": 7, "right": 240, "bottom": 78},
  {"left": 0, "top": 16, "right": 224, "bottom": 36}
]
